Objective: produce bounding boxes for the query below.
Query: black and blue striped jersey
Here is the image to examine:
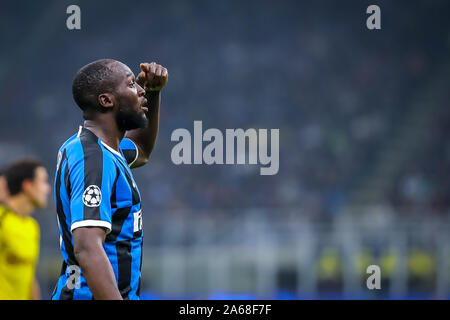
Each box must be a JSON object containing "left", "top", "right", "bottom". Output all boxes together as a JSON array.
[{"left": 51, "top": 126, "right": 143, "bottom": 300}]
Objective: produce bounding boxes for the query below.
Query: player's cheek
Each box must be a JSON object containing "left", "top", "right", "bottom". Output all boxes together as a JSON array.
[{"left": 126, "top": 86, "right": 138, "bottom": 97}]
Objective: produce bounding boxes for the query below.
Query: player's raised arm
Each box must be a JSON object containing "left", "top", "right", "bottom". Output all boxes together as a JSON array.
[{"left": 124, "top": 62, "right": 168, "bottom": 168}]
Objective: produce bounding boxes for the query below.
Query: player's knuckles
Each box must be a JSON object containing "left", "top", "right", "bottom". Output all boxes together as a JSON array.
[
  {"left": 147, "top": 73, "right": 155, "bottom": 82},
  {"left": 141, "top": 63, "right": 150, "bottom": 72}
]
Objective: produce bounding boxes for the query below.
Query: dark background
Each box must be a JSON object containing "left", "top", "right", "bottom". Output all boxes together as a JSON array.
[{"left": 0, "top": 0, "right": 449, "bottom": 299}]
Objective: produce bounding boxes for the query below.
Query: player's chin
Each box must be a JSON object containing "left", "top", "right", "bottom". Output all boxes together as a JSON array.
[
  {"left": 131, "top": 112, "right": 149, "bottom": 129},
  {"left": 116, "top": 109, "right": 148, "bottom": 130},
  {"left": 34, "top": 198, "right": 48, "bottom": 209},
  {"left": 140, "top": 113, "right": 149, "bottom": 127},
  {"left": 138, "top": 107, "right": 149, "bottom": 121}
]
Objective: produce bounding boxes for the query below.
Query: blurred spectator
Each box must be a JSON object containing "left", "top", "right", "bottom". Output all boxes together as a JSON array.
[
  {"left": 0, "top": 159, "right": 50, "bottom": 300},
  {"left": 316, "top": 247, "right": 343, "bottom": 293}
]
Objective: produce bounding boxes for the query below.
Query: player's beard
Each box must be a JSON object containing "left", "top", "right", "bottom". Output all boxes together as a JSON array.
[{"left": 115, "top": 107, "right": 148, "bottom": 131}]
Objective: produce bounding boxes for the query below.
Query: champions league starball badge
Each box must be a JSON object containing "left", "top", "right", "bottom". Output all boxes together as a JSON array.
[{"left": 82, "top": 185, "right": 102, "bottom": 207}]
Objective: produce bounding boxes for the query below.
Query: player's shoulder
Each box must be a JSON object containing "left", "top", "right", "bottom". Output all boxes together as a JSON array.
[
  {"left": 120, "top": 137, "right": 139, "bottom": 167},
  {"left": 27, "top": 216, "right": 40, "bottom": 236},
  {"left": 0, "top": 208, "right": 38, "bottom": 234},
  {"left": 61, "top": 127, "right": 113, "bottom": 162},
  {"left": 0, "top": 204, "right": 11, "bottom": 227},
  {"left": 58, "top": 127, "right": 125, "bottom": 176},
  {"left": 57, "top": 127, "right": 84, "bottom": 161}
]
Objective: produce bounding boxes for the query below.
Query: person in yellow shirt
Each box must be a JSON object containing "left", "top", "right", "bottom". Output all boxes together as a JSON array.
[{"left": 0, "top": 159, "right": 50, "bottom": 300}]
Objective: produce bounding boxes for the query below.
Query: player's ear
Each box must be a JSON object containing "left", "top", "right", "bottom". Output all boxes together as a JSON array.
[
  {"left": 21, "top": 179, "right": 34, "bottom": 196},
  {"left": 98, "top": 93, "right": 115, "bottom": 108}
]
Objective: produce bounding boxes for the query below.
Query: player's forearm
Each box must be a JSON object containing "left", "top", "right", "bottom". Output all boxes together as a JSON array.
[
  {"left": 75, "top": 244, "right": 123, "bottom": 300},
  {"left": 125, "top": 90, "right": 160, "bottom": 160}
]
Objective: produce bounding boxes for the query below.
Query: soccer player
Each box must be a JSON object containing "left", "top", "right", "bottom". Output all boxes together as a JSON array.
[
  {"left": 0, "top": 159, "right": 51, "bottom": 300},
  {"left": 51, "top": 59, "right": 168, "bottom": 300}
]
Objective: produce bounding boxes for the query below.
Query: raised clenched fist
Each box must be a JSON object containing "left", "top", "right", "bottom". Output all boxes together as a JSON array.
[{"left": 137, "top": 62, "right": 168, "bottom": 92}]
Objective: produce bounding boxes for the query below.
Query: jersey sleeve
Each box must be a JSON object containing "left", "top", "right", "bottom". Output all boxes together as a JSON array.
[
  {"left": 120, "top": 138, "right": 139, "bottom": 167},
  {"left": 69, "top": 150, "right": 117, "bottom": 234}
]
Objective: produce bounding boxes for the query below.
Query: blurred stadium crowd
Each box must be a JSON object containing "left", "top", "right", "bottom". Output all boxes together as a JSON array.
[{"left": 0, "top": 0, "right": 449, "bottom": 299}]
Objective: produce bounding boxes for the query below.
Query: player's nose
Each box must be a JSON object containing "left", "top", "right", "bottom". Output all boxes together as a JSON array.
[{"left": 137, "top": 83, "right": 145, "bottom": 96}]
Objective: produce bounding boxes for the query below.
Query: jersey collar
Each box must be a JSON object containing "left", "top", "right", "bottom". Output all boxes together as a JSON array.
[{"left": 78, "top": 126, "right": 125, "bottom": 160}]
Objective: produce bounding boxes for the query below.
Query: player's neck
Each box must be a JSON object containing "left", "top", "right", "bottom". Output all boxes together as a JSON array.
[
  {"left": 6, "top": 194, "right": 34, "bottom": 218},
  {"left": 83, "top": 118, "right": 124, "bottom": 152}
]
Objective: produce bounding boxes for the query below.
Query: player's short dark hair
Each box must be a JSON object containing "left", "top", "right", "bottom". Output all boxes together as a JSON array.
[
  {"left": 3, "top": 159, "right": 44, "bottom": 196},
  {"left": 72, "top": 59, "right": 121, "bottom": 113}
]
